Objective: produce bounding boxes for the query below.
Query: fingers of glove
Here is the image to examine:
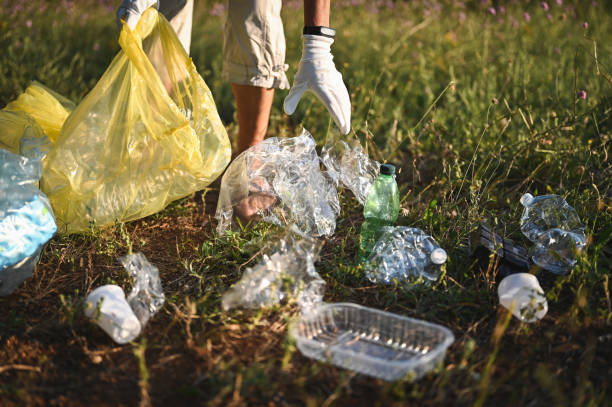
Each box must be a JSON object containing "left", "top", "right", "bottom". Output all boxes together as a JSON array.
[
  {"left": 312, "top": 81, "right": 351, "bottom": 135},
  {"left": 125, "top": 11, "right": 141, "bottom": 30},
  {"left": 332, "top": 78, "right": 352, "bottom": 135},
  {"left": 283, "top": 83, "right": 308, "bottom": 115}
]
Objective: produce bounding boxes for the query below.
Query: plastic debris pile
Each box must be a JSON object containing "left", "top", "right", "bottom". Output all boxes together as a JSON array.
[
  {"left": 364, "top": 227, "right": 447, "bottom": 286},
  {"left": 520, "top": 193, "right": 586, "bottom": 274},
  {"left": 216, "top": 129, "right": 340, "bottom": 237},
  {"left": 0, "top": 150, "right": 57, "bottom": 296},
  {"left": 84, "top": 252, "right": 165, "bottom": 344},
  {"left": 222, "top": 228, "right": 324, "bottom": 313}
]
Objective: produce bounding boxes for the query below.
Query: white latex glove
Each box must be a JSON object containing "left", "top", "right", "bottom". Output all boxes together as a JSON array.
[
  {"left": 284, "top": 35, "right": 351, "bottom": 135},
  {"left": 116, "top": 0, "right": 159, "bottom": 30}
]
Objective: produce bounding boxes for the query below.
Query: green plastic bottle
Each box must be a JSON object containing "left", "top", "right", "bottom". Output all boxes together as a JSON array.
[{"left": 357, "top": 164, "right": 400, "bottom": 263}]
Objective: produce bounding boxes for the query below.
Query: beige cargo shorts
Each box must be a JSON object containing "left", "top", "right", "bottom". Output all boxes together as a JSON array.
[{"left": 160, "top": 0, "right": 289, "bottom": 90}]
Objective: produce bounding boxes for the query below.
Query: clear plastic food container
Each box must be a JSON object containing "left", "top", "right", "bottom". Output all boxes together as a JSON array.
[{"left": 291, "top": 303, "right": 454, "bottom": 381}]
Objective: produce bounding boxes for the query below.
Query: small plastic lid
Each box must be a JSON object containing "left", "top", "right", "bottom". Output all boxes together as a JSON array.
[
  {"left": 520, "top": 193, "right": 534, "bottom": 207},
  {"left": 380, "top": 164, "right": 395, "bottom": 175},
  {"left": 430, "top": 248, "right": 447, "bottom": 265}
]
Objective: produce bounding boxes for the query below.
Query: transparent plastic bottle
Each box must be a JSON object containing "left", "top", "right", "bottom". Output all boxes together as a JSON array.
[
  {"left": 357, "top": 164, "right": 400, "bottom": 262},
  {"left": 364, "top": 226, "right": 447, "bottom": 285},
  {"left": 519, "top": 193, "right": 586, "bottom": 274}
]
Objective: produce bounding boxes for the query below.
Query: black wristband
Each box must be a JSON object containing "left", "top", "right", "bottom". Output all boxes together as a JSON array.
[{"left": 303, "top": 26, "right": 336, "bottom": 38}]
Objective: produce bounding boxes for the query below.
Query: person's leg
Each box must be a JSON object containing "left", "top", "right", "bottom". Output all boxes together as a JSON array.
[
  {"left": 223, "top": 0, "right": 289, "bottom": 154},
  {"left": 231, "top": 84, "right": 275, "bottom": 154}
]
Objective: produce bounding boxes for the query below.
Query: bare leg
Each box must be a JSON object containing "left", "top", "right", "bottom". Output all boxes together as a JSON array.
[{"left": 231, "top": 83, "right": 275, "bottom": 154}]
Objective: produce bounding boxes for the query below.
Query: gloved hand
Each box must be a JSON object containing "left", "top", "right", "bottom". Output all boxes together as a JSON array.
[
  {"left": 284, "top": 35, "right": 351, "bottom": 135},
  {"left": 116, "top": 0, "right": 159, "bottom": 30}
]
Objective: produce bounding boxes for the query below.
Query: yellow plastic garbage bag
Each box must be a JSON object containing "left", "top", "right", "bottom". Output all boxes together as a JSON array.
[
  {"left": 3, "top": 81, "right": 75, "bottom": 144},
  {"left": 41, "top": 8, "right": 231, "bottom": 234},
  {"left": 0, "top": 110, "right": 47, "bottom": 156}
]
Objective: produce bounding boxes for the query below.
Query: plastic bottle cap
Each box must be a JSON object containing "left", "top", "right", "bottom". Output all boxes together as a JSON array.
[
  {"left": 430, "top": 248, "right": 447, "bottom": 264},
  {"left": 380, "top": 164, "right": 395, "bottom": 175},
  {"left": 520, "top": 193, "right": 534, "bottom": 207}
]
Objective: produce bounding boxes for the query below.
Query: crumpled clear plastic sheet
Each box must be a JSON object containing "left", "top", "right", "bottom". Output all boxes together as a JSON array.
[
  {"left": 40, "top": 8, "right": 231, "bottom": 234},
  {"left": 0, "top": 149, "right": 57, "bottom": 296},
  {"left": 321, "top": 138, "right": 379, "bottom": 205},
  {"left": 215, "top": 129, "right": 339, "bottom": 237},
  {"left": 364, "top": 227, "right": 447, "bottom": 286},
  {"left": 120, "top": 252, "right": 165, "bottom": 327},
  {"left": 222, "top": 229, "right": 325, "bottom": 313},
  {"left": 520, "top": 193, "right": 586, "bottom": 274}
]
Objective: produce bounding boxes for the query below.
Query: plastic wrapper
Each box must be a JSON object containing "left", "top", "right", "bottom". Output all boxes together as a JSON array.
[
  {"left": 40, "top": 8, "right": 231, "bottom": 234},
  {"left": 0, "top": 149, "right": 57, "bottom": 295},
  {"left": 321, "top": 138, "right": 379, "bottom": 205},
  {"left": 216, "top": 129, "right": 339, "bottom": 237},
  {"left": 364, "top": 227, "right": 447, "bottom": 286},
  {"left": 120, "top": 252, "right": 165, "bottom": 327},
  {"left": 520, "top": 193, "right": 586, "bottom": 274},
  {"left": 498, "top": 273, "right": 548, "bottom": 323},
  {"left": 222, "top": 229, "right": 324, "bottom": 313},
  {"left": 3, "top": 82, "right": 75, "bottom": 143}
]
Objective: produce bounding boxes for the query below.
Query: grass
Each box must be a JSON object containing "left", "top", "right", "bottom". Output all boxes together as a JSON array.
[{"left": 1, "top": 0, "right": 611, "bottom": 405}]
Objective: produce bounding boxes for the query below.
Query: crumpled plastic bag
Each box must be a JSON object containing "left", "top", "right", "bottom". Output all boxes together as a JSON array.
[
  {"left": 222, "top": 228, "right": 325, "bottom": 313},
  {"left": 0, "top": 149, "right": 57, "bottom": 295},
  {"left": 321, "top": 138, "right": 379, "bottom": 205},
  {"left": 120, "top": 252, "right": 165, "bottom": 327},
  {"left": 40, "top": 8, "right": 231, "bottom": 234},
  {"left": 364, "top": 226, "right": 447, "bottom": 286},
  {"left": 3, "top": 81, "right": 75, "bottom": 144},
  {"left": 216, "top": 129, "right": 339, "bottom": 237}
]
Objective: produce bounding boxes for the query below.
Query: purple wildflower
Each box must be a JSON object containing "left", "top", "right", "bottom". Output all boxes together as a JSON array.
[
  {"left": 209, "top": 3, "right": 225, "bottom": 17},
  {"left": 511, "top": 17, "right": 519, "bottom": 28},
  {"left": 541, "top": 2, "right": 549, "bottom": 11},
  {"left": 487, "top": 7, "right": 496, "bottom": 16},
  {"left": 582, "top": 22, "right": 588, "bottom": 29},
  {"left": 577, "top": 90, "right": 587, "bottom": 100},
  {"left": 556, "top": 0, "right": 563, "bottom": 5},
  {"left": 524, "top": 12, "right": 531, "bottom": 22},
  {"left": 25, "top": 19, "right": 32, "bottom": 28},
  {"left": 499, "top": 6, "right": 506, "bottom": 14}
]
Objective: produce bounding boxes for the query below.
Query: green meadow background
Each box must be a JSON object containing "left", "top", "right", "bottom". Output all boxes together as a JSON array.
[{"left": 0, "top": 1, "right": 610, "bottom": 406}]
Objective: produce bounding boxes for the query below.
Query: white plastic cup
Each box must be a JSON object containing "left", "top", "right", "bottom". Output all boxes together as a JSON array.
[
  {"left": 498, "top": 273, "right": 548, "bottom": 323},
  {"left": 84, "top": 285, "right": 142, "bottom": 344}
]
